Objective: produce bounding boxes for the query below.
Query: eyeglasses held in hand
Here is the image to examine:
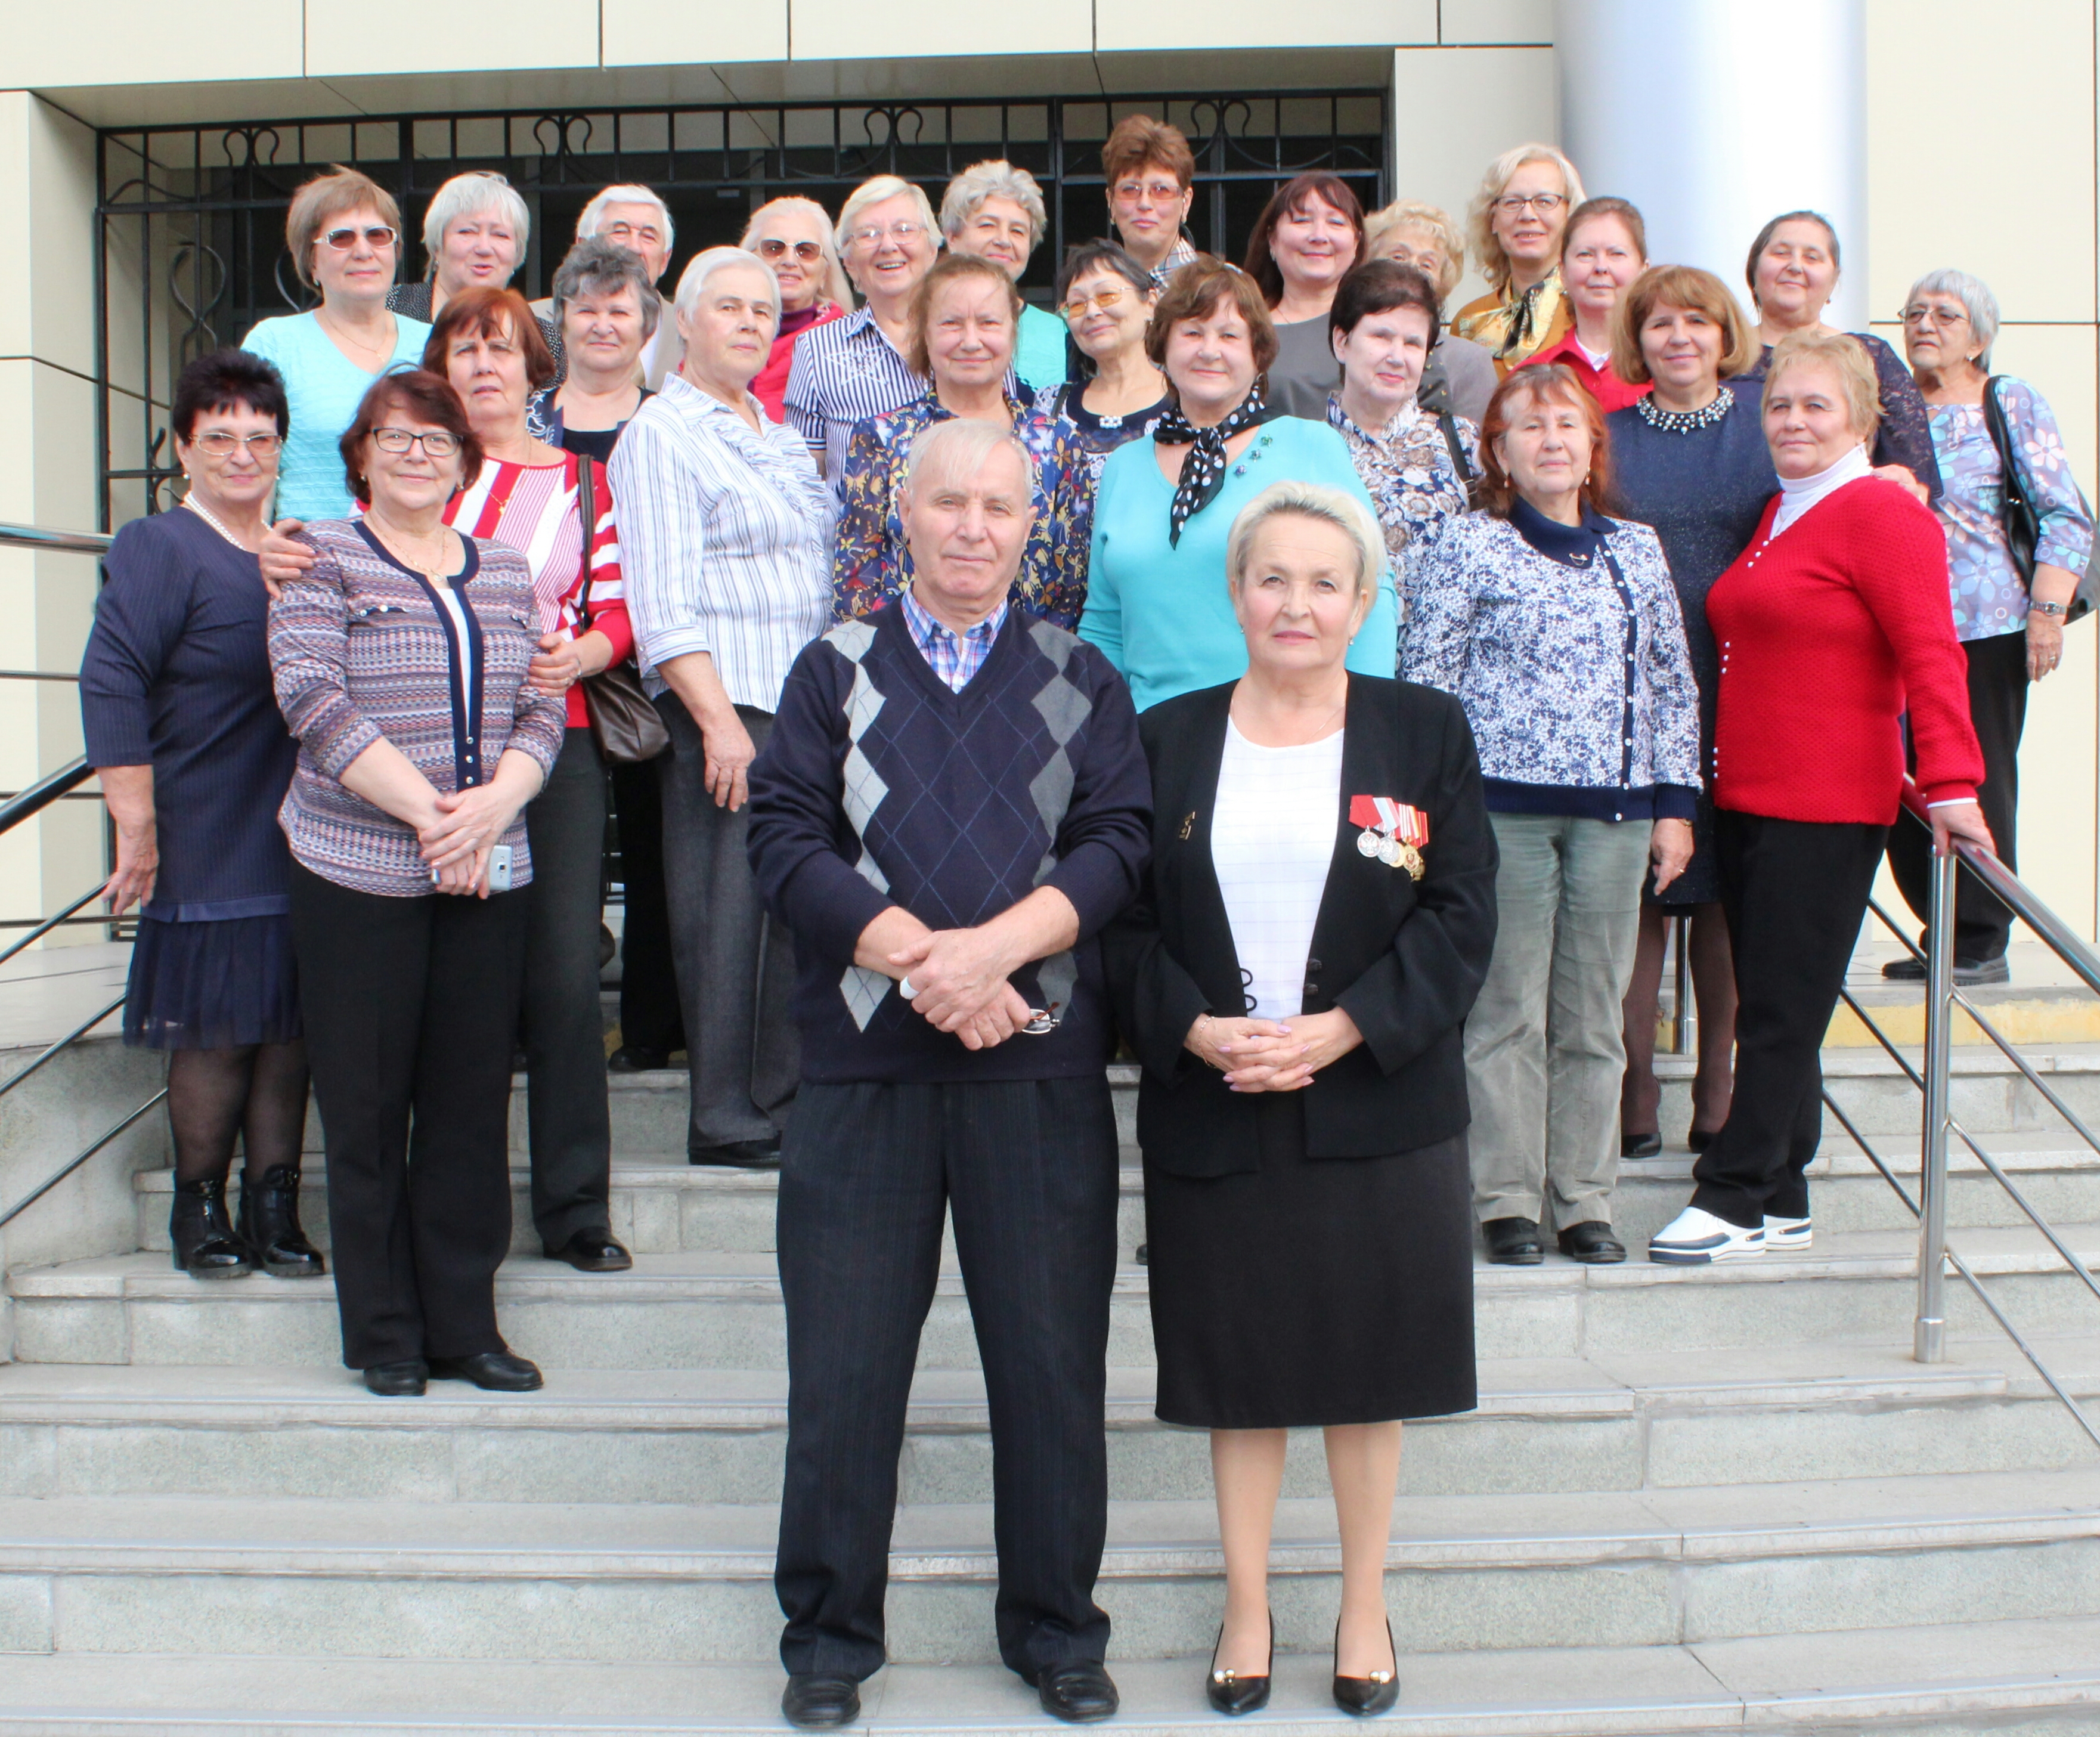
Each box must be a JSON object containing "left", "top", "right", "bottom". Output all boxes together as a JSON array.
[
  {"left": 189, "top": 431, "right": 283, "bottom": 457},
  {"left": 371, "top": 427, "right": 461, "bottom": 457},
  {"left": 319, "top": 225, "right": 398, "bottom": 251},
  {"left": 755, "top": 239, "right": 825, "bottom": 262},
  {"left": 1495, "top": 193, "right": 1565, "bottom": 215},
  {"left": 845, "top": 221, "right": 927, "bottom": 248},
  {"left": 1060, "top": 289, "right": 1128, "bottom": 318}
]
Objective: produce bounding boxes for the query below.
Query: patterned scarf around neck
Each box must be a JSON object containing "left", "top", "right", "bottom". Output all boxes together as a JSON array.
[
  {"left": 1154, "top": 387, "right": 1281, "bottom": 546},
  {"left": 1495, "top": 270, "right": 1564, "bottom": 363}
]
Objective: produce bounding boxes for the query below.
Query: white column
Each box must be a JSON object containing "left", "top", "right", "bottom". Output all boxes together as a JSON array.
[{"left": 1554, "top": 0, "right": 1867, "bottom": 331}]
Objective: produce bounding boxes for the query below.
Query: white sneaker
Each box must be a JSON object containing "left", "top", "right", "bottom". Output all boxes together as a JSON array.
[
  {"left": 1648, "top": 1206, "right": 1765, "bottom": 1264},
  {"left": 1763, "top": 1213, "right": 1813, "bottom": 1251}
]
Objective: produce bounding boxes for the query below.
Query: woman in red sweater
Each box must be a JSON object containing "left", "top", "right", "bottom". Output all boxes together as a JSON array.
[{"left": 1649, "top": 330, "right": 1990, "bottom": 1264}]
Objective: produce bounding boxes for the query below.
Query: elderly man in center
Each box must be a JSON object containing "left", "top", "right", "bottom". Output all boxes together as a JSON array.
[
  {"left": 747, "top": 416, "right": 1150, "bottom": 1730},
  {"left": 942, "top": 160, "right": 1069, "bottom": 395}
]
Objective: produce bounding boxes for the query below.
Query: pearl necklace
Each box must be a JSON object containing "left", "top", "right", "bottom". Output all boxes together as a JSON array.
[
  {"left": 182, "top": 494, "right": 260, "bottom": 553},
  {"left": 1636, "top": 390, "right": 1733, "bottom": 434}
]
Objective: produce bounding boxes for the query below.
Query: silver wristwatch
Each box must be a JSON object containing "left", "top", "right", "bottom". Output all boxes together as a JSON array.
[{"left": 2033, "top": 600, "right": 2068, "bottom": 618}]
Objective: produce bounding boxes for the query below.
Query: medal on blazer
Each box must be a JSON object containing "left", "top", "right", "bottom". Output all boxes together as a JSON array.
[{"left": 1350, "top": 795, "right": 1430, "bottom": 881}]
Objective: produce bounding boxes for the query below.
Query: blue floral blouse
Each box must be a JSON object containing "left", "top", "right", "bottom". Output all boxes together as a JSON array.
[
  {"left": 1326, "top": 395, "right": 1478, "bottom": 577},
  {"left": 1929, "top": 378, "right": 2094, "bottom": 642}
]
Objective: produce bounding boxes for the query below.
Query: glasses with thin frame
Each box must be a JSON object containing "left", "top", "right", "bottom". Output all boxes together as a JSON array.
[
  {"left": 1060, "top": 288, "right": 1129, "bottom": 319},
  {"left": 755, "top": 238, "right": 825, "bottom": 262},
  {"left": 188, "top": 431, "right": 283, "bottom": 458},
  {"left": 1495, "top": 193, "right": 1565, "bottom": 216},
  {"left": 602, "top": 220, "right": 663, "bottom": 247},
  {"left": 1114, "top": 179, "right": 1185, "bottom": 205},
  {"left": 1902, "top": 304, "right": 1969, "bottom": 327},
  {"left": 318, "top": 224, "right": 398, "bottom": 252},
  {"left": 845, "top": 220, "right": 928, "bottom": 249},
  {"left": 370, "top": 427, "right": 461, "bottom": 457}
]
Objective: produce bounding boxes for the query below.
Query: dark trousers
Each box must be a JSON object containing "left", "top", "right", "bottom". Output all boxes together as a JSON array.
[
  {"left": 611, "top": 756, "right": 685, "bottom": 1055},
  {"left": 289, "top": 862, "right": 525, "bottom": 1369},
  {"left": 1888, "top": 627, "right": 2027, "bottom": 962},
  {"left": 658, "top": 696, "right": 798, "bottom": 1153},
  {"left": 521, "top": 728, "right": 613, "bottom": 1248},
  {"left": 775, "top": 1077, "right": 1119, "bottom": 1683},
  {"left": 1689, "top": 812, "right": 1887, "bottom": 1230}
]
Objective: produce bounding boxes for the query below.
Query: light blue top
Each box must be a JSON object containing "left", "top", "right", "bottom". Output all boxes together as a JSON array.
[
  {"left": 1079, "top": 415, "right": 1401, "bottom": 712},
  {"left": 1015, "top": 302, "right": 1071, "bottom": 398},
  {"left": 243, "top": 311, "right": 433, "bottom": 522}
]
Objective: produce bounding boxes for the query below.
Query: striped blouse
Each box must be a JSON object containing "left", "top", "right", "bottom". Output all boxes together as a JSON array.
[
  {"left": 446, "top": 451, "right": 632, "bottom": 727},
  {"left": 270, "top": 519, "right": 568, "bottom": 897}
]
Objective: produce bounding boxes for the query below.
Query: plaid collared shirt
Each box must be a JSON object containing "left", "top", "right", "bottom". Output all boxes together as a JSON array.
[
  {"left": 900, "top": 587, "right": 1009, "bottom": 691},
  {"left": 1151, "top": 235, "right": 1201, "bottom": 289}
]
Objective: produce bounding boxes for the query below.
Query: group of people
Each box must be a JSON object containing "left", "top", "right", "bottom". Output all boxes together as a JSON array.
[{"left": 73, "top": 113, "right": 2092, "bottom": 1724}]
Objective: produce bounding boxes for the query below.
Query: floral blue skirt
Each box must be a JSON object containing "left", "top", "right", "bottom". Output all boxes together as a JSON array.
[{"left": 123, "top": 914, "right": 301, "bottom": 1051}]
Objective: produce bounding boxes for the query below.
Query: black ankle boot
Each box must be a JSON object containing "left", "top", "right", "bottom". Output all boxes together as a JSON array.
[
  {"left": 237, "top": 1163, "right": 325, "bottom": 1278},
  {"left": 170, "top": 1176, "right": 253, "bottom": 1279}
]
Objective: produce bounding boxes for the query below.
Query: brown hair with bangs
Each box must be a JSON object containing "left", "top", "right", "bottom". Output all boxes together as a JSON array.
[
  {"left": 1612, "top": 265, "right": 1757, "bottom": 386},
  {"left": 422, "top": 286, "right": 557, "bottom": 391},
  {"left": 1476, "top": 364, "right": 1610, "bottom": 519},
  {"left": 1101, "top": 114, "right": 1195, "bottom": 191},
  {"left": 906, "top": 252, "right": 1023, "bottom": 379},
  {"left": 338, "top": 369, "right": 482, "bottom": 506},
  {"left": 285, "top": 168, "right": 403, "bottom": 291},
  {"left": 1144, "top": 255, "right": 1278, "bottom": 385},
  {"left": 1243, "top": 172, "right": 1365, "bottom": 309}
]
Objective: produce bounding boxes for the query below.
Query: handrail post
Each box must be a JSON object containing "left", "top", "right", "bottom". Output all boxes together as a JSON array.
[
  {"left": 1670, "top": 913, "right": 1696, "bottom": 1056},
  {"left": 1916, "top": 841, "right": 1956, "bottom": 1363}
]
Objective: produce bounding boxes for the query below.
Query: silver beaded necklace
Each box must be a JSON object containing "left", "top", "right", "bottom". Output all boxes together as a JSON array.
[{"left": 1636, "top": 390, "right": 1733, "bottom": 435}]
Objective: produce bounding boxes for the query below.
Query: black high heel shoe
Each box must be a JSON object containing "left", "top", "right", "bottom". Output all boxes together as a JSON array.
[
  {"left": 1332, "top": 1617, "right": 1399, "bottom": 1717},
  {"left": 238, "top": 1163, "right": 325, "bottom": 1278},
  {"left": 169, "top": 1176, "right": 253, "bottom": 1280},
  {"left": 1205, "top": 1609, "right": 1272, "bottom": 1716}
]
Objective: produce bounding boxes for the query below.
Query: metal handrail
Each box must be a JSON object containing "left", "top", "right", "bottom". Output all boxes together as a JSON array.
[
  {"left": 0, "top": 759, "right": 95, "bottom": 836},
  {"left": 0, "top": 521, "right": 112, "bottom": 557}
]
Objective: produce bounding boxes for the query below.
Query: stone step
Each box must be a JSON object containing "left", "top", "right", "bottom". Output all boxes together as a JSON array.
[
  {"left": 4, "top": 1338, "right": 2097, "bottom": 1507},
  {"left": 17, "top": 1225, "right": 2100, "bottom": 1369},
  {"left": 1, "top": 1466, "right": 2096, "bottom": 1664},
  {"left": 5, "top": 1615, "right": 2100, "bottom": 1732}
]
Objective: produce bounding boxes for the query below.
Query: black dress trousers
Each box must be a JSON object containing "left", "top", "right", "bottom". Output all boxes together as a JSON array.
[
  {"left": 290, "top": 862, "right": 527, "bottom": 1369},
  {"left": 774, "top": 1075, "right": 1119, "bottom": 1685},
  {"left": 1689, "top": 812, "right": 1887, "bottom": 1230},
  {"left": 610, "top": 756, "right": 686, "bottom": 1057}
]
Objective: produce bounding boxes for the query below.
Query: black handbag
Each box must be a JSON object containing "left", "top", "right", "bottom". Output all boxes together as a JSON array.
[
  {"left": 1980, "top": 375, "right": 2097, "bottom": 624},
  {"left": 573, "top": 455, "right": 669, "bottom": 763}
]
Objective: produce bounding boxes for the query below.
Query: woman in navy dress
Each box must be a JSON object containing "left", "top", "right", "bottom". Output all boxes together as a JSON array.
[{"left": 80, "top": 351, "right": 320, "bottom": 1282}]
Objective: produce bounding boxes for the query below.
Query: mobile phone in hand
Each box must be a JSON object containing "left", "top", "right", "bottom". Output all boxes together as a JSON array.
[{"left": 486, "top": 844, "right": 514, "bottom": 894}]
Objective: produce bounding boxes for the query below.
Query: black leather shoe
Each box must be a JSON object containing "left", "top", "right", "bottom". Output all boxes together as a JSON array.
[
  {"left": 608, "top": 1044, "right": 670, "bottom": 1073},
  {"left": 544, "top": 1228, "right": 633, "bottom": 1272},
  {"left": 1687, "top": 1126, "right": 1720, "bottom": 1153},
  {"left": 1034, "top": 1659, "right": 1119, "bottom": 1723},
  {"left": 1206, "top": 1612, "right": 1272, "bottom": 1715},
  {"left": 689, "top": 1138, "right": 782, "bottom": 1170},
  {"left": 780, "top": 1674, "right": 860, "bottom": 1728},
  {"left": 237, "top": 1163, "right": 325, "bottom": 1278},
  {"left": 1620, "top": 1131, "right": 1662, "bottom": 1159},
  {"left": 169, "top": 1176, "right": 254, "bottom": 1280},
  {"left": 1557, "top": 1221, "right": 1627, "bottom": 1264},
  {"left": 1135, "top": 1243, "right": 1148, "bottom": 1265},
  {"left": 363, "top": 1360, "right": 428, "bottom": 1397},
  {"left": 1333, "top": 1618, "right": 1399, "bottom": 1717},
  {"left": 428, "top": 1351, "right": 543, "bottom": 1392},
  {"left": 1482, "top": 1217, "right": 1544, "bottom": 1265}
]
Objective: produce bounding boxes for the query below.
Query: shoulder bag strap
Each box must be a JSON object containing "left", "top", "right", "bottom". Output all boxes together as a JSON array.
[
  {"left": 574, "top": 454, "right": 599, "bottom": 622},
  {"left": 1980, "top": 376, "right": 2042, "bottom": 584},
  {"left": 1437, "top": 410, "right": 1478, "bottom": 507}
]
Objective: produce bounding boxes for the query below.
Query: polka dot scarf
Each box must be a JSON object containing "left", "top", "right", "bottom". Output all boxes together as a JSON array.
[{"left": 1154, "top": 387, "right": 1282, "bottom": 546}]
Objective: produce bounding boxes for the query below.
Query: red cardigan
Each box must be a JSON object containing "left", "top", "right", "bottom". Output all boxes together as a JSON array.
[
  {"left": 1706, "top": 478, "right": 1981, "bottom": 825},
  {"left": 1523, "top": 330, "right": 1650, "bottom": 413},
  {"left": 754, "top": 301, "right": 845, "bottom": 424}
]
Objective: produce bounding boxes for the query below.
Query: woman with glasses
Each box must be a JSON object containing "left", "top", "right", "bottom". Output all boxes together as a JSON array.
[
  {"left": 785, "top": 175, "right": 941, "bottom": 492},
  {"left": 1364, "top": 199, "right": 1499, "bottom": 424},
  {"left": 1036, "top": 240, "right": 1169, "bottom": 489},
  {"left": 80, "top": 349, "right": 320, "bottom": 1285},
  {"left": 1882, "top": 269, "right": 2095, "bottom": 987},
  {"left": 941, "top": 160, "right": 1069, "bottom": 395},
  {"left": 1449, "top": 144, "right": 1587, "bottom": 373},
  {"left": 1102, "top": 114, "right": 1200, "bottom": 289},
  {"left": 244, "top": 168, "right": 432, "bottom": 522},
  {"left": 741, "top": 197, "right": 851, "bottom": 424}
]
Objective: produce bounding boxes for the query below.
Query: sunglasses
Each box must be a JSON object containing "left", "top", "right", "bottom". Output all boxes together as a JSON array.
[
  {"left": 754, "top": 239, "right": 825, "bottom": 262},
  {"left": 319, "top": 224, "right": 398, "bottom": 252}
]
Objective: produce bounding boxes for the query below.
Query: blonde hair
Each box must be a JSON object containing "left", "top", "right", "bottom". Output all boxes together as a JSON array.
[
  {"left": 1227, "top": 480, "right": 1386, "bottom": 603},
  {"left": 285, "top": 168, "right": 402, "bottom": 291},
  {"left": 1467, "top": 144, "right": 1587, "bottom": 294},
  {"left": 836, "top": 175, "right": 940, "bottom": 256},
  {"left": 741, "top": 196, "right": 854, "bottom": 312},
  {"left": 1364, "top": 199, "right": 1465, "bottom": 302},
  {"left": 1764, "top": 329, "right": 1881, "bottom": 444}
]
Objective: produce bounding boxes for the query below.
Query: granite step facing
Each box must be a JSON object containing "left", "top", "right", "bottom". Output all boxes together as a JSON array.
[
  {"left": 0, "top": 1466, "right": 2096, "bottom": 1663},
  {"left": 3, "top": 1339, "right": 2099, "bottom": 1507},
  {"left": 17, "top": 1225, "right": 2100, "bottom": 1369},
  {"left": 5, "top": 1616, "right": 2100, "bottom": 1733}
]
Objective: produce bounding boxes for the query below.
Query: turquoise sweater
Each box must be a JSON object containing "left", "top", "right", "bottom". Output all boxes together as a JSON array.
[
  {"left": 1078, "top": 416, "right": 1400, "bottom": 711},
  {"left": 243, "top": 311, "right": 433, "bottom": 522},
  {"left": 1014, "top": 302, "right": 1070, "bottom": 397}
]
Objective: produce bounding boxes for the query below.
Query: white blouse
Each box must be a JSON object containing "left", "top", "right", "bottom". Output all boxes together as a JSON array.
[{"left": 1210, "top": 720, "right": 1345, "bottom": 1021}]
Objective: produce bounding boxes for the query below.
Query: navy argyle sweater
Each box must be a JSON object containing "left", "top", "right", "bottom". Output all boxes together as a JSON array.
[{"left": 747, "top": 602, "right": 1151, "bottom": 1082}]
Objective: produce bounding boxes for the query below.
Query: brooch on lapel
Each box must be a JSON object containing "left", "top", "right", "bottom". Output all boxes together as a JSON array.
[{"left": 1350, "top": 795, "right": 1429, "bottom": 881}]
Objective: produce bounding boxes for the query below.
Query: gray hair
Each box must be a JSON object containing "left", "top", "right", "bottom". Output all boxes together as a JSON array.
[
  {"left": 420, "top": 171, "right": 529, "bottom": 281},
  {"left": 904, "top": 417, "right": 1034, "bottom": 500},
  {"left": 1907, "top": 267, "right": 2001, "bottom": 370},
  {"left": 577, "top": 184, "right": 675, "bottom": 255},
  {"left": 836, "top": 175, "right": 941, "bottom": 255},
  {"left": 1226, "top": 480, "right": 1386, "bottom": 603},
  {"left": 551, "top": 235, "right": 662, "bottom": 339},
  {"left": 741, "top": 196, "right": 856, "bottom": 312},
  {"left": 673, "top": 246, "right": 780, "bottom": 323},
  {"left": 940, "top": 160, "right": 1048, "bottom": 252}
]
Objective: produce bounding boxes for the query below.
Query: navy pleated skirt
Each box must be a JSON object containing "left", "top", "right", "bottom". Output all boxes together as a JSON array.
[{"left": 123, "top": 914, "right": 301, "bottom": 1050}]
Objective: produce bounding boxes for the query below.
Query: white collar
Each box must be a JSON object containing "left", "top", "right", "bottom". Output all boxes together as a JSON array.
[{"left": 1771, "top": 443, "right": 1873, "bottom": 537}]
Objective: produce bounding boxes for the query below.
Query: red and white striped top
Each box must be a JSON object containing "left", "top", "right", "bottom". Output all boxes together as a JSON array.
[{"left": 447, "top": 451, "right": 633, "bottom": 727}]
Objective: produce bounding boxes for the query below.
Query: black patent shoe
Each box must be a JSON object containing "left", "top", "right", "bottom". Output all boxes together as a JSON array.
[
  {"left": 689, "top": 1138, "right": 782, "bottom": 1170},
  {"left": 1206, "top": 1611, "right": 1273, "bottom": 1715},
  {"left": 1333, "top": 1617, "right": 1399, "bottom": 1717},
  {"left": 781, "top": 1674, "right": 860, "bottom": 1728},
  {"left": 608, "top": 1044, "right": 670, "bottom": 1073},
  {"left": 1557, "top": 1221, "right": 1627, "bottom": 1264},
  {"left": 544, "top": 1228, "right": 633, "bottom": 1272},
  {"left": 1621, "top": 1130, "right": 1663, "bottom": 1159},
  {"left": 1035, "top": 1659, "right": 1119, "bottom": 1724},
  {"left": 428, "top": 1351, "right": 544, "bottom": 1391},
  {"left": 237, "top": 1163, "right": 325, "bottom": 1278},
  {"left": 169, "top": 1176, "right": 253, "bottom": 1280},
  {"left": 1482, "top": 1216, "right": 1544, "bottom": 1265},
  {"left": 363, "top": 1360, "right": 428, "bottom": 1397}
]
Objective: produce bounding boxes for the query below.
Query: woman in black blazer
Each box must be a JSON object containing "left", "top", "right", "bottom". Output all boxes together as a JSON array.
[{"left": 1105, "top": 479, "right": 1497, "bottom": 1717}]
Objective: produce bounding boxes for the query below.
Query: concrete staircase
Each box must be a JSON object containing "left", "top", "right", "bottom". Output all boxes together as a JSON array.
[{"left": 5, "top": 1051, "right": 2100, "bottom": 1731}]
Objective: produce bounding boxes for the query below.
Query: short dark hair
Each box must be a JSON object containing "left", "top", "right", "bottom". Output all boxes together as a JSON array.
[
  {"left": 422, "top": 286, "right": 557, "bottom": 391},
  {"left": 1243, "top": 173, "right": 1365, "bottom": 309},
  {"left": 1745, "top": 209, "right": 1841, "bottom": 303},
  {"left": 172, "top": 348, "right": 289, "bottom": 443},
  {"left": 338, "top": 369, "right": 482, "bottom": 506},
  {"left": 1328, "top": 261, "right": 1441, "bottom": 350},
  {"left": 1055, "top": 239, "right": 1154, "bottom": 306},
  {"left": 1144, "top": 255, "right": 1278, "bottom": 382},
  {"left": 1477, "top": 364, "right": 1610, "bottom": 520}
]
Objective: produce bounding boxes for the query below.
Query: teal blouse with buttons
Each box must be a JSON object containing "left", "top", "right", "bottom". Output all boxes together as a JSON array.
[{"left": 1078, "top": 414, "right": 1400, "bottom": 711}]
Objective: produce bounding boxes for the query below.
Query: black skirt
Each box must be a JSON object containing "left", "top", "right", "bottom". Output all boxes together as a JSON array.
[
  {"left": 123, "top": 913, "right": 301, "bottom": 1051},
  {"left": 1144, "top": 1097, "right": 1477, "bottom": 1430}
]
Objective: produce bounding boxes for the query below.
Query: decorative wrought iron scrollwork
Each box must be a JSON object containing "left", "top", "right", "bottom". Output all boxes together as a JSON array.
[
  {"left": 168, "top": 239, "right": 228, "bottom": 366},
  {"left": 532, "top": 113, "right": 597, "bottom": 169}
]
